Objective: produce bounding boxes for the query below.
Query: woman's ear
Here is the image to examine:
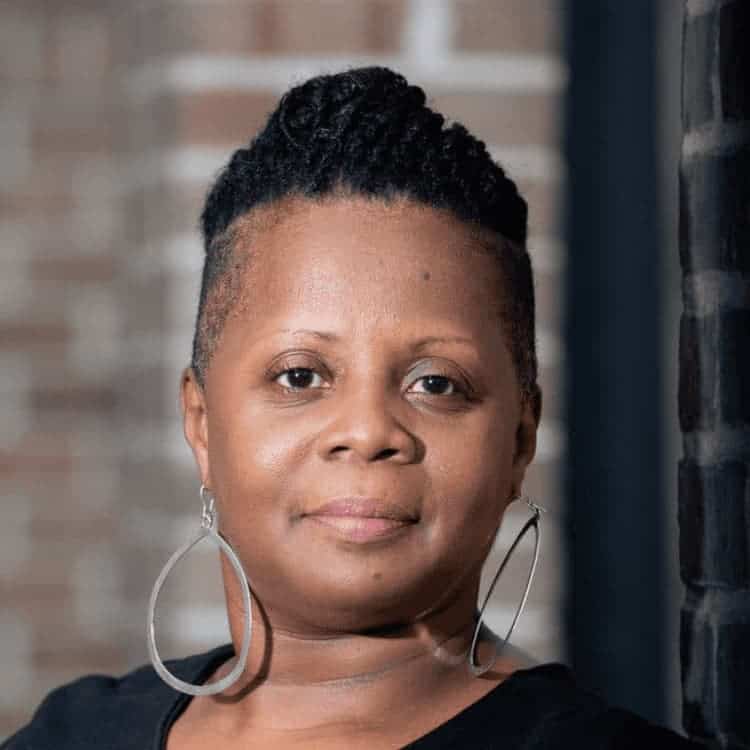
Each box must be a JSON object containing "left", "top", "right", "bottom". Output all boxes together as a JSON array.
[
  {"left": 511, "top": 384, "right": 542, "bottom": 497},
  {"left": 179, "top": 366, "right": 212, "bottom": 487}
]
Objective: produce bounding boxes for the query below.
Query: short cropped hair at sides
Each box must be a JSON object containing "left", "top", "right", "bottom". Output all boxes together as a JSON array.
[{"left": 192, "top": 66, "right": 540, "bottom": 419}]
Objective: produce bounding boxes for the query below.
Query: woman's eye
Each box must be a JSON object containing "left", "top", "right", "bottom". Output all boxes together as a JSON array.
[
  {"left": 271, "top": 367, "right": 465, "bottom": 397},
  {"left": 409, "top": 374, "right": 463, "bottom": 396},
  {"left": 273, "top": 367, "right": 326, "bottom": 391}
]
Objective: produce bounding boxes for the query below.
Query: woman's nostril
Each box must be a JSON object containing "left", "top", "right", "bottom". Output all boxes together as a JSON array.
[{"left": 377, "top": 448, "right": 398, "bottom": 459}]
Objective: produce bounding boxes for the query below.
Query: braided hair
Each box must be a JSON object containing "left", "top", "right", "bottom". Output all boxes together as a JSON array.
[{"left": 192, "top": 66, "right": 539, "bottom": 416}]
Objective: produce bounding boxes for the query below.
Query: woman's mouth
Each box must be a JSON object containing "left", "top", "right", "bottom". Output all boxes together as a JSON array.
[
  {"left": 305, "top": 514, "right": 415, "bottom": 542},
  {"left": 301, "top": 497, "right": 418, "bottom": 543}
]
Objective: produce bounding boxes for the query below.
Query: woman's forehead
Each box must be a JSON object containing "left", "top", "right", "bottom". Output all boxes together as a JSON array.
[
  {"left": 233, "top": 194, "right": 499, "bottom": 259},
  {"left": 198, "top": 200, "right": 517, "bottom": 388},
  {"left": 227, "top": 196, "right": 506, "bottom": 332}
]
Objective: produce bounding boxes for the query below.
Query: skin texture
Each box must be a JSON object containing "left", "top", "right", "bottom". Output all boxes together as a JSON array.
[{"left": 174, "top": 195, "right": 541, "bottom": 748}]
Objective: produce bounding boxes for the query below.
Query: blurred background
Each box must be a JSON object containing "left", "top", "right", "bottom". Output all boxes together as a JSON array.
[{"left": 0, "top": 0, "right": 685, "bottom": 741}]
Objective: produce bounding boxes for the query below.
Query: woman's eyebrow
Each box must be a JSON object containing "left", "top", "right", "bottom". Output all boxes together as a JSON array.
[
  {"left": 278, "top": 328, "right": 339, "bottom": 342},
  {"left": 277, "top": 328, "right": 478, "bottom": 351}
]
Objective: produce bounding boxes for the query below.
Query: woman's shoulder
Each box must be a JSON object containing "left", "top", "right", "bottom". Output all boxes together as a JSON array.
[
  {"left": 1, "top": 662, "right": 169, "bottom": 750},
  {"left": 478, "top": 662, "right": 703, "bottom": 749},
  {"left": 0, "top": 643, "right": 234, "bottom": 750}
]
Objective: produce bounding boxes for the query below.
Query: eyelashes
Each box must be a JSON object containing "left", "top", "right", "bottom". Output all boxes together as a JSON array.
[{"left": 267, "top": 362, "right": 471, "bottom": 399}]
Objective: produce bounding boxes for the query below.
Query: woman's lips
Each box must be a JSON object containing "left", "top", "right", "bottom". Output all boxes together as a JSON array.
[
  {"left": 301, "top": 497, "right": 418, "bottom": 542},
  {"left": 305, "top": 514, "right": 414, "bottom": 541}
]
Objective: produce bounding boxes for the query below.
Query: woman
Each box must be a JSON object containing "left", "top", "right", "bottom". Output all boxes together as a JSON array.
[{"left": 3, "top": 66, "right": 699, "bottom": 749}]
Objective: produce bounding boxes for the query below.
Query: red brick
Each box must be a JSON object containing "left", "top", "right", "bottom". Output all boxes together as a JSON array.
[
  {"left": 28, "top": 516, "right": 117, "bottom": 540},
  {"left": 29, "top": 255, "right": 116, "bottom": 282},
  {"left": 254, "top": 0, "right": 406, "bottom": 54},
  {"left": 0, "top": 8, "right": 46, "bottom": 81},
  {"left": 32, "top": 641, "right": 124, "bottom": 672},
  {"left": 537, "top": 364, "right": 562, "bottom": 421},
  {"left": 173, "top": 90, "right": 279, "bottom": 147},
  {"left": 0, "top": 453, "right": 73, "bottom": 479},
  {"left": 0, "top": 321, "right": 70, "bottom": 347},
  {"left": 519, "top": 180, "right": 561, "bottom": 236},
  {"left": 0, "top": 577, "right": 74, "bottom": 607},
  {"left": 124, "top": 0, "right": 405, "bottom": 60},
  {"left": 131, "top": 184, "right": 207, "bottom": 240},
  {"left": 0, "top": 709, "right": 31, "bottom": 743},
  {"left": 0, "top": 430, "right": 75, "bottom": 478},
  {"left": 32, "top": 119, "right": 115, "bottom": 157},
  {"left": 117, "top": 362, "right": 173, "bottom": 420},
  {"left": 115, "top": 3, "right": 163, "bottom": 64},
  {"left": 431, "top": 92, "right": 561, "bottom": 148},
  {"left": 533, "top": 267, "right": 562, "bottom": 329},
  {"left": 453, "top": 0, "right": 562, "bottom": 53},
  {"left": 115, "top": 2, "right": 226, "bottom": 63},
  {"left": 2, "top": 154, "right": 92, "bottom": 217},
  {"left": 1, "top": 196, "right": 76, "bottom": 222},
  {"left": 169, "top": 3, "right": 267, "bottom": 56},
  {"left": 48, "top": 10, "right": 113, "bottom": 82},
  {"left": 120, "top": 275, "right": 168, "bottom": 336},
  {"left": 522, "top": 457, "right": 561, "bottom": 512},
  {"left": 7, "top": 473, "right": 115, "bottom": 527},
  {"left": 29, "top": 384, "right": 117, "bottom": 414},
  {"left": 8, "top": 538, "right": 87, "bottom": 589}
]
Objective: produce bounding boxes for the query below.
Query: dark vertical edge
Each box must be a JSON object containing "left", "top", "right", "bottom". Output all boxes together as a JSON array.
[{"left": 562, "top": 0, "right": 667, "bottom": 724}]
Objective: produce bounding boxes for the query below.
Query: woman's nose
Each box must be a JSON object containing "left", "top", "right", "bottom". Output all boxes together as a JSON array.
[{"left": 317, "top": 376, "right": 421, "bottom": 464}]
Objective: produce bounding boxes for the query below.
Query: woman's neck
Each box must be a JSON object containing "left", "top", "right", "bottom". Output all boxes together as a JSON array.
[{"left": 184, "top": 584, "right": 515, "bottom": 741}]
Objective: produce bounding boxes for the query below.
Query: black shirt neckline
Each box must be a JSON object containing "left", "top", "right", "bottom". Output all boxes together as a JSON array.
[{"left": 153, "top": 642, "right": 575, "bottom": 749}]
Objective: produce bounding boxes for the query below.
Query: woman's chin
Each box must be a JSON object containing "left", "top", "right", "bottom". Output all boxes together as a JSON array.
[
  {"left": 227, "top": 559, "right": 433, "bottom": 627},
  {"left": 228, "top": 523, "right": 469, "bottom": 634},
  {"left": 263, "top": 569, "right": 448, "bottom": 634}
]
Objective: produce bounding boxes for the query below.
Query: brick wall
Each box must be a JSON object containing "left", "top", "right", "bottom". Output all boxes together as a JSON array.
[
  {"left": 0, "top": 0, "right": 127, "bottom": 739},
  {"left": 0, "top": 0, "right": 566, "bottom": 739},
  {"left": 679, "top": 1, "right": 750, "bottom": 747}
]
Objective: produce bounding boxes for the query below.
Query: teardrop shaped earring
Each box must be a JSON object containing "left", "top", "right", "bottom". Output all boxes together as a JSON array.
[
  {"left": 146, "top": 484, "right": 254, "bottom": 695},
  {"left": 467, "top": 495, "right": 544, "bottom": 677}
]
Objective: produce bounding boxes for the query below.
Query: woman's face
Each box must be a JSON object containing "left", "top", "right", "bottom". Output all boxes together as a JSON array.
[{"left": 181, "top": 195, "right": 539, "bottom": 634}]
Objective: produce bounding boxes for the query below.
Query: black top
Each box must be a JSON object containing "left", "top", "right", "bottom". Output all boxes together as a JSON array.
[{"left": 2, "top": 642, "right": 701, "bottom": 749}]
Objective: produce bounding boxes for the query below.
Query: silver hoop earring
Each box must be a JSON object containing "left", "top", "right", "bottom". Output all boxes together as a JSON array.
[
  {"left": 468, "top": 495, "right": 544, "bottom": 677},
  {"left": 146, "top": 484, "right": 253, "bottom": 695}
]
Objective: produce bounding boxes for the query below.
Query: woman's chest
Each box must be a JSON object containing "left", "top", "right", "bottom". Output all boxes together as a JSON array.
[
  {"left": 163, "top": 670, "right": 505, "bottom": 749},
  {"left": 165, "top": 719, "right": 428, "bottom": 750}
]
